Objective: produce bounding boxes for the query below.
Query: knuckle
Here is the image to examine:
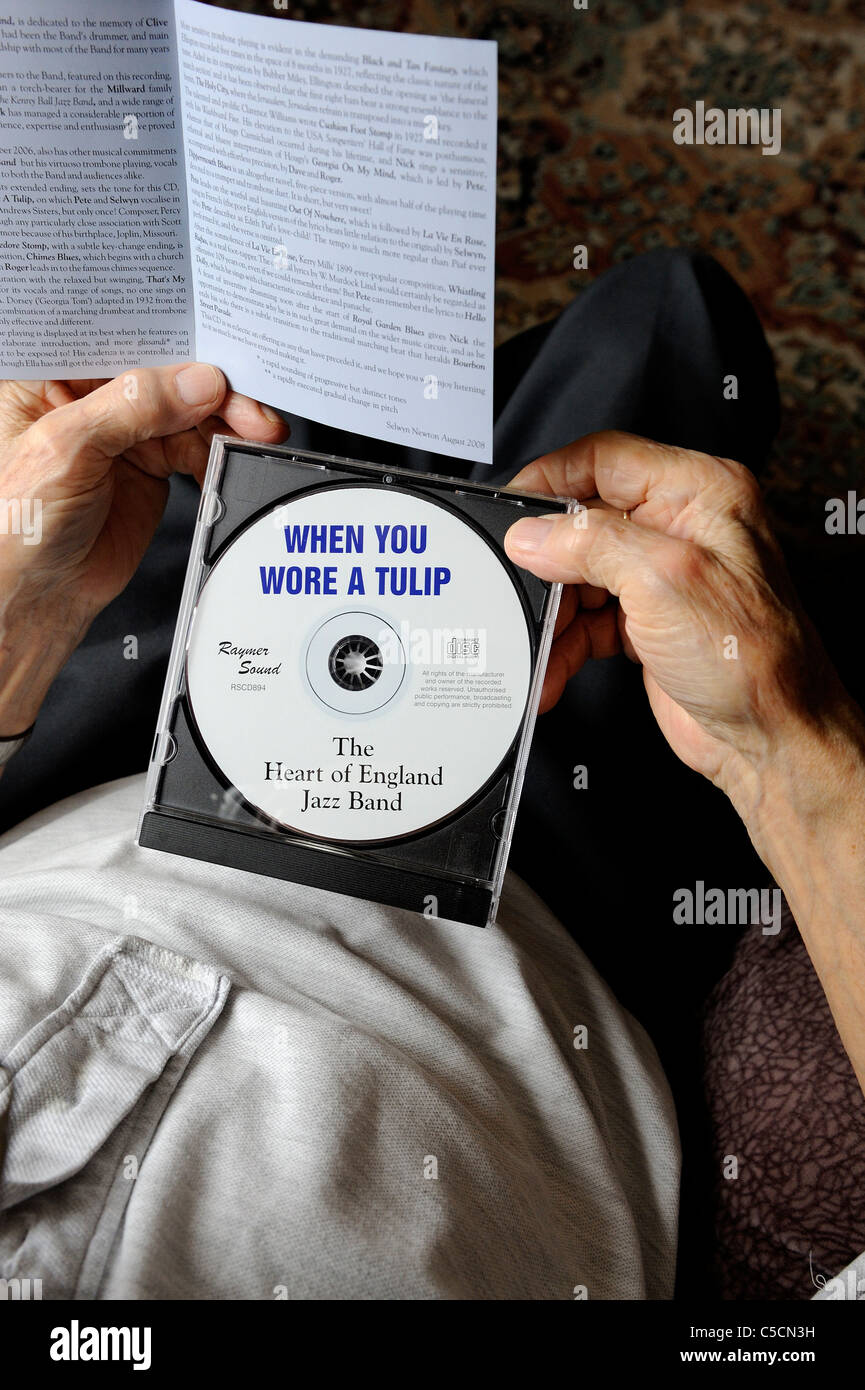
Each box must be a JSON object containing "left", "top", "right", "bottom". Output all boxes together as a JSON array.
[
  {"left": 174, "top": 428, "right": 202, "bottom": 476},
  {"left": 579, "top": 507, "right": 609, "bottom": 554},
  {"left": 584, "top": 429, "right": 627, "bottom": 474},
  {"left": 594, "top": 428, "right": 635, "bottom": 451},
  {"left": 23, "top": 414, "right": 68, "bottom": 475},
  {"left": 578, "top": 431, "right": 619, "bottom": 490},
  {"left": 110, "top": 373, "right": 153, "bottom": 425},
  {"left": 715, "top": 456, "right": 764, "bottom": 516},
  {"left": 85, "top": 373, "right": 158, "bottom": 449},
  {"left": 559, "top": 509, "right": 589, "bottom": 553},
  {"left": 659, "top": 538, "right": 707, "bottom": 590}
]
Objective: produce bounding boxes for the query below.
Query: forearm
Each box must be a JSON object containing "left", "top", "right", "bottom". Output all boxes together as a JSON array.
[{"left": 728, "top": 693, "right": 865, "bottom": 1096}]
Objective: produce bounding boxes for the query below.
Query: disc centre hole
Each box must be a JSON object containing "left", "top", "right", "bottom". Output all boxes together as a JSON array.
[{"left": 328, "top": 635, "right": 383, "bottom": 692}]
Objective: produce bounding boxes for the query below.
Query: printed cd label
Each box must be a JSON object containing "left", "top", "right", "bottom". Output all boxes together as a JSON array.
[{"left": 185, "top": 485, "right": 533, "bottom": 841}]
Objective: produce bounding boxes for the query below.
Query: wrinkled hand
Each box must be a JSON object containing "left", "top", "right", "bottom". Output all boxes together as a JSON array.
[
  {"left": 0, "top": 364, "right": 288, "bottom": 729},
  {"left": 505, "top": 431, "right": 839, "bottom": 798}
]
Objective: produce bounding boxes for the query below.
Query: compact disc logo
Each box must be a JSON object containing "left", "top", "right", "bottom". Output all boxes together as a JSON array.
[{"left": 378, "top": 623, "right": 488, "bottom": 672}]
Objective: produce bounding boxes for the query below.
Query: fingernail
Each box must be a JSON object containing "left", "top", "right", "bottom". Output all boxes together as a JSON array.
[
  {"left": 176, "top": 363, "right": 220, "bottom": 405},
  {"left": 260, "top": 403, "right": 284, "bottom": 425},
  {"left": 509, "top": 517, "right": 555, "bottom": 552}
]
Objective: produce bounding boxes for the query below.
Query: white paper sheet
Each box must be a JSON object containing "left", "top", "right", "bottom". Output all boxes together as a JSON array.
[
  {"left": 0, "top": 0, "right": 195, "bottom": 375},
  {"left": 175, "top": 0, "right": 497, "bottom": 462}
]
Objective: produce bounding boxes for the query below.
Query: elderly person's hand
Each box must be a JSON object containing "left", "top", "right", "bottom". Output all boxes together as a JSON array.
[
  {"left": 505, "top": 430, "right": 865, "bottom": 1095},
  {"left": 505, "top": 431, "right": 840, "bottom": 795},
  {"left": 0, "top": 365, "right": 287, "bottom": 734}
]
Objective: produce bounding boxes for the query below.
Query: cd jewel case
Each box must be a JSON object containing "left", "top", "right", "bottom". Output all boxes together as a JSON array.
[{"left": 137, "top": 439, "right": 576, "bottom": 927}]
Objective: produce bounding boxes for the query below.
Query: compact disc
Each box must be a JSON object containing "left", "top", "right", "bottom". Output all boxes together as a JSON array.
[{"left": 185, "top": 483, "right": 534, "bottom": 843}]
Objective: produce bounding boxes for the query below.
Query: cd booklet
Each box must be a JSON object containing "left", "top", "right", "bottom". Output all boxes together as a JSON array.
[{"left": 138, "top": 440, "right": 574, "bottom": 927}]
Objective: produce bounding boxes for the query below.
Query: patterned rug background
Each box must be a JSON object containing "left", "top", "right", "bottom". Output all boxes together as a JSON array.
[{"left": 218, "top": 0, "right": 865, "bottom": 529}]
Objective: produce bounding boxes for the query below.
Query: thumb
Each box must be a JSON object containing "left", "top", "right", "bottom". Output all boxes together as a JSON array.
[
  {"left": 28, "top": 363, "right": 226, "bottom": 486},
  {"left": 504, "top": 506, "right": 686, "bottom": 597}
]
